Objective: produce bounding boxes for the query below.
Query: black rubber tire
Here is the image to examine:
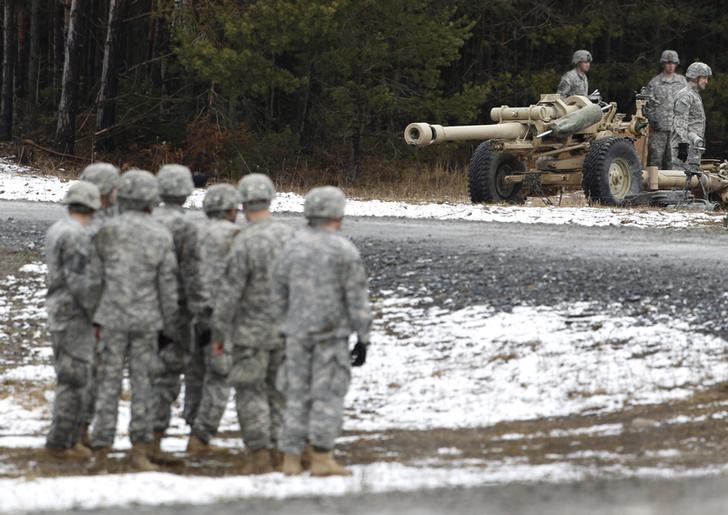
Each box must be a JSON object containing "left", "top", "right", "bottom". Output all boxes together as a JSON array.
[
  {"left": 582, "top": 137, "right": 643, "bottom": 205},
  {"left": 468, "top": 141, "right": 525, "bottom": 204}
]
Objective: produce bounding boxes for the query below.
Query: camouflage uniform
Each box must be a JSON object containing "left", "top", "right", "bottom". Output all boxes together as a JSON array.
[
  {"left": 45, "top": 182, "right": 101, "bottom": 451},
  {"left": 273, "top": 226, "right": 371, "bottom": 454},
  {"left": 90, "top": 170, "right": 179, "bottom": 449},
  {"left": 187, "top": 212, "right": 240, "bottom": 441},
  {"left": 151, "top": 203, "right": 205, "bottom": 433},
  {"left": 557, "top": 68, "right": 588, "bottom": 97},
  {"left": 671, "top": 64, "right": 710, "bottom": 170},
  {"left": 212, "top": 217, "right": 294, "bottom": 450}
]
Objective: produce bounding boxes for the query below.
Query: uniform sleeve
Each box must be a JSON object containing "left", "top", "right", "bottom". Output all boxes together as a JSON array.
[
  {"left": 672, "top": 95, "right": 692, "bottom": 144},
  {"left": 343, "top": 247, "right": 372, "bottom": 343},
  {"left": 85, "top": 233, "right": 104, "bottom": 316},
  {"left": 557, "top": 76, "right": 571, "bottom": 97},
  {"left": 178, "top": 222, "right": 207, "bottom": 318},
  {"left": 211, "top": 243, "right": 249, "bottom": 342},
  {"left": 157, "top": 238, "right": 180, "bottom": 339},
  {"left": 270, "top": 249, "right": 290, "bottom": 328},
  {"left": 643, "top": 79, "right": 658, "bottom": 124},
  {"left": 60, "top": 231, "right": 92, "bottom": 318}
]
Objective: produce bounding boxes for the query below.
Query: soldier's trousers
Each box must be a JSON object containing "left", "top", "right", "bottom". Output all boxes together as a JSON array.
[
  {"left": 279, "top": 336, "right": 351, "bottom": 454},
  {"left": 648, "top": 129, "right": 672, "bottom": 169},
  {"left": 151, "top": 321, "right": 191, "bottom": 433},
  {"left": 81, "top": 341, "right": 100, "bottom": 426},
  {"left": 228, "top": 346, "right": 284, "bottom": 451},
  {"left": 190, "top": 343, "right": 231, "bottom": 443},
  {"left": 46, "top": 328, "right": 93, "bottom": 450},
  {"left": 183, "top": 337, "right": 205, "bottom": 426},
  {"left": 90, "top": 329, "right": 156, "bottom": 448}
]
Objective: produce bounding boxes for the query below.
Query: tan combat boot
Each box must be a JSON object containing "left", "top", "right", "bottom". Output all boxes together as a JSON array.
[
  {"left": 148, "top": 431, "right": 185, "bottom": 467},
  {"left": 129, "top": 443, "right": 160, "bottom": 472},
  {"left": 45, "top": 444, "right": 92, "bottom": 461},
  {"left": 281, "top": 453, "right": 303, "bottom": 476},
  {"left": 310, "top": 450, "right": 352, "bottom": 477},
  {"left": 187, "top": 434, "right": 225, "bottom": 454},
  {"left": 301, "top": 444, "right": 312, "bottom": 471},
  {"left": 243, "top": 448, "right": 273, "bottom": 475},
  {"left": 88, "top": 447, "right": 110, "bottom": 474},
  {"left": 79, "top": 423, "right": 92, "bottom": 448}
]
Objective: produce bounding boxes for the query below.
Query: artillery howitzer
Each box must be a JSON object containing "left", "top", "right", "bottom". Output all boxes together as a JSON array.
[{"left": 404, "top": 94, "right": 728, "bottom": 207}]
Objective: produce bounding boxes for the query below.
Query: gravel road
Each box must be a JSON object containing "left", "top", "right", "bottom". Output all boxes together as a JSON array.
[{"left": 3, "top": 198, "right": 728, "bottom": 513}]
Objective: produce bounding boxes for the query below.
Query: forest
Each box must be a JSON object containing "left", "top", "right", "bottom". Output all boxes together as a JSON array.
[{"left": 2, "top": 0, "right": 728, "bottom": 191}]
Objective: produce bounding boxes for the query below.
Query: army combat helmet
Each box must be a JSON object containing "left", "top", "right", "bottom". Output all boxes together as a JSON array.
[
  {"left": 238, "top": 173, "right": 275, "bottom": 211},
  {"left": 63, "top": 181, "right": 101, "bottom": 211},
  {"left": 203, "top": 184, "right": 240, "bottom": 214},
  {"left": 572, "top": 50, "right": 592, "bottom": 64},
  {"left": 660, "top": 50, "right": 680, "bottom": 64},
  {"left": 686, "top": 62, "right": 712, "bottom": 80},
  {"left": 117, "top": 169, "right": 158, "bottom": 205},
  {"left": 79, "top": 162, "right": 120, "bottom": 196},
  {"left": 157, "top": 164, "right": 195, "bottom": 201},
  {"left": 304, "top": 186, "right": 346, "bottom": 220}
]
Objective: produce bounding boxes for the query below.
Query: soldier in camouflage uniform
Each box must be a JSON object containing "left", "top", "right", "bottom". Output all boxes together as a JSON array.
[
  {"left": 272, "top": 186, "right": 372, "bottom": 477},
  {"left": 186, "top": 184, "right": 241, "bottom": 454},
  {"left": 44, "top": 181, "right": 101, "bottom": 460},
  {"left": 210, "top": 174, "right": 293, "bottom": 474},
  {"left": 77, "top": 162, "right": 120, "bottom": 447},
  {"left": 644, "top": 50, "right": 687, "bottom": 169},
  {"left": 150, "top": 164, "right": 206, "bottom": 463},
  {"left": 671, "top": 62, "right": 712, "bottom": 170},
  {"left": 558, "top": 50, "right": 592, "bottom": 98},
  {"left": 90, "top": 169, "right": 179, "bottom": 472}
]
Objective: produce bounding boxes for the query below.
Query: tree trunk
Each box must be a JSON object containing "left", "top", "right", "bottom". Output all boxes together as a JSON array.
[
  {"left": 52, "top": 0, "right": 66, "bottom": 97},
  {"left": 27, "top": 0, "right": 41, "bottom": 104},
  {"left": 95, "top": 0, "right": 124, "bottom": 149},
  {"left": 0, "top": 0, "right": 17, "bottom": 140},
  {"left": 15, "top": 3, "right": 27, "bottom": 98},
  {"left": 55, "top": 0, "right": 85, "bottom": 153}
]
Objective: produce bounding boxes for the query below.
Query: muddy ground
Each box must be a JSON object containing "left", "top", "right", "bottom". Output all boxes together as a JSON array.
[{"left": 2, "top": 199, "right": 728, "bottom": 513}]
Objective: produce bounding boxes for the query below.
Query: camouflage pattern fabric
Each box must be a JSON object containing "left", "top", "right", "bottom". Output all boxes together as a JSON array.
[
  {"left": 278, "top": 336, "right": 350, "bottom": 453},
  {"left": 271, "top": 226, "right": 371, "bottom": 342},
  {"left": 90, "top": 330, "right": 157, "bottom": 447},
  {"left": 151, "top": 204, "right": 205, "bottom": 432},
  {"left": 648, "top": 130, "right": 673, "bottom": 169},
  {"left": 557, "top": 68, "right": 588, "bottom": 97},
  {"left": 231, "top": 346, "right": 285, "bottom": 450},
  {"left": 671, "top": 82, "right": 706, "bottom": 168},
  {"left": 46, "top": 326, "right": 93, "bottom": 449},
  {"left": 44, "top": 217, "right": 97, "bottom": 449},
  {"left": 212, "top": 218, "right": 294, "bottom": 346},
  {"left": 644, "top": 72, "right": 687, "bottom": 169},
  {"left": 187, "top": 217, "right": 240, "bottom": 441},
  {"left": 272, "top": 225, "right": 371, "bottom": 453},
  {"left": 87, "top": 205, "right": 118, "bottom": 238},
  {"left": 92, "top": 210, "right": 179, "bottom": 335}
]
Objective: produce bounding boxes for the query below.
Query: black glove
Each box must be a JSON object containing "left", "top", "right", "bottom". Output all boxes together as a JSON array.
[
  {"left": 677, "top": 142, "right": 689, "bottom": 162},
  {"left": 197, "top": 328, "right": 212, "bottom": 347},
  {"left": 350, "top": 341, "right": 368, "bottom": 367},
  {"left": 158, "top": 332, "right": 175, "bottom": 351}
]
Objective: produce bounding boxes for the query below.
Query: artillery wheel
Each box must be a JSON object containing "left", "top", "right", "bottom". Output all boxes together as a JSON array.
[
  {"left": 468, "top": 141, "right": 525, "bottom": 204},
  {"left": 582, "top": 137, "right": 642, "bottom": 205}
]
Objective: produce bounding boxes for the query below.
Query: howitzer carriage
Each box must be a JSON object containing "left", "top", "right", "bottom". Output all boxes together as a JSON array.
[{"left": 404, "top": 94, "right": 728, "bottom": 208}]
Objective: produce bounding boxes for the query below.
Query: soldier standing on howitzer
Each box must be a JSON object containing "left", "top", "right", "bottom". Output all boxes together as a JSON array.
[
  {"left": 89, "top": 170, "right": 180, "bottom": 472},
  {"left": 671, "top": 62, "right": 712, "bottom": 169},
  {"left": 558, "top": 50, "right": 592, "bottom": 98},
  {"left": 186, "top": 184, "right": 241, "bottom": 454},
  {"left": 211, "top": 174, "right": 294, "bottom": 474},
  {"left": 149, "top": 164, "right": 206, "bottom": 466},
  {"left": 273, "top": 186, "right": 372, "bottom": 477},
  {"left": 76, "top": 162, "right": 120, "bottom": 448},
  {"left": 44, "top": 181, "right": 101, "bottom": 461},
  {"left": 644, "top": 50, "right": 687, "bottom": 169}
]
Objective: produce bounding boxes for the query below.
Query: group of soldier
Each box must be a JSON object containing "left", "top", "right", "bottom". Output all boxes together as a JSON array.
[
  {"left": 44, "top": 164, "right": 372, "bottom": 477},
  {"left": 558, "top": 49, "right": 711, "bottom": 171}
]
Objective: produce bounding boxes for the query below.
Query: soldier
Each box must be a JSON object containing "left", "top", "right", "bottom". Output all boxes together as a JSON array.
[
  {"left": 186, "top": 184, "right": 241, "bottom": 454},
  {"left": 210, "top": 174, "right": 293, "bottom": 474},
  {"left": 558, "top": 50, "right": 592, "bottom": 98},
  {"left": 90, "top": 169, "right": 179, "bottom": 472},
  {"left": 272, "top": 186, "right": 372, "bottom": 477},
  {"left": 150, "top": 164, "right": 206, "bottom": 464},
  {"left": 44, "top": 181, "right": 101, "bottom": 460},
  {"left": 644, "top": 50, "right": 687, "bottom": 169},
  {"left": 80, "top": 162, "right": 120, "bottom": 237},
  {"left": 671, "top": 62, "right": 712, "bottom": 170},
  {"left": 77, "top": 162, "right": 120, "bottom": 447}
]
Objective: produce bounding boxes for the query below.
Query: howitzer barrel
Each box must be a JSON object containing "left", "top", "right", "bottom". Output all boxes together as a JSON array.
[{"left": 404, "top": 122, "right": 528, "bottom": 147}]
